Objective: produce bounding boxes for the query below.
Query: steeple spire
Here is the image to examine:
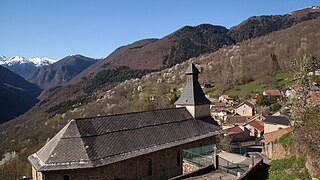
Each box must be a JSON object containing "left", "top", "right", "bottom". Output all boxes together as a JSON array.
[
  {"left": 175, "top": 63, "right": 211, "bottom": 106},
  {"left": 175, "top": 63, "right": 211, "bottom": 118}
]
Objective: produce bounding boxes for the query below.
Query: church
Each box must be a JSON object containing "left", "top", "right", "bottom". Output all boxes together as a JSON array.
[{"left": 28, "top": 63, "right": 221, "bottom": 180}]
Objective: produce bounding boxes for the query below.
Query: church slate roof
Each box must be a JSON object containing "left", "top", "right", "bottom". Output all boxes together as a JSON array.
[
  {"left": 175, "top": 63, "right": 211, "bottom": 105},
  {"left": 28, "top": 108, "right": 221, "bottom": 171}
]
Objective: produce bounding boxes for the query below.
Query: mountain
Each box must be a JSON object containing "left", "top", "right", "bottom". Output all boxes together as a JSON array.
[
  {"left": 73, "top": 24, "right": 235, "bottom": 83},
  {"left": 228, "top": 6, "right": 320, "bottom": 42},
  {"left": 0, "top": 65, "right": 41, "bottom": 123},
  {"left": 0, "top": 56, "right": 55, "bottom": 78},
  {"left": 0, "top": 55, "right": 6, "bottom": 61},
  {"left": 26, "top": 54, "right": 98, "bottom": 91},
  {"left": 73, "top": 7, "right": 320, "bottom": 85}
]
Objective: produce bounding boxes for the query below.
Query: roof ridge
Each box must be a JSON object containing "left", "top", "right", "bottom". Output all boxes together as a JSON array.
[
  {"left": 36, "top": 121, "right": 72, "bottom": 163},
  {"left": 74, "top": 120, "right": 90, "bottom": 160},
  {"left": 74, "top": 107, "right": 186, "bottom": 121}
]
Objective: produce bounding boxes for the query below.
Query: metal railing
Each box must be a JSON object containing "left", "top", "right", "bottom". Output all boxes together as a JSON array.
[
  {"left": 217, "top": 156, "right": 248, "bottom": 176},
  {"left": 183, "top": 150, "right": 212, "bottom": 167}
]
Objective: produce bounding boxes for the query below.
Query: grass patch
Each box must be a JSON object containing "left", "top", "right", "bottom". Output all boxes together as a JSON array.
[
  {"left": 274, "top": 132, "right": 294, "bottom": 151},
  {"left": 269, "top": 155, "right": 311, "bottom": 180},
  {"left": 225, "top": 81, "right": 266, "bottom": 97},
  {"left": 203, "top": 86, "right": 219, "bottom": 98},
  {"left": 276, "top": 72, "right": 295, "bottom": 88}
]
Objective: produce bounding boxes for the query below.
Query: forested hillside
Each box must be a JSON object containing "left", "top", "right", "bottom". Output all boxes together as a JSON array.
[{"left": 1, "top": 8, "right": 320, "bottom": 178}]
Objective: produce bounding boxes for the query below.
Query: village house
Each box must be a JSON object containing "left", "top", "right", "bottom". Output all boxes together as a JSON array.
[
  {"left": 222, "top": 116, "right": 248, "bottom": 129},
  {"left": 262, "top": 88, "right": 282, "bottom": 96},
  {"left": 224, "top": 126, "right": 251, "bottom": 142},
  {"left": 264, "top": 115, "right": 291, "bottom": 134},
  {"left": 210, "top": 106, "right": 227, "bottom": 118},
  {"left": 218, "top": 95, "right": 234, "bottom": 106},
  {"left": 245, "top": 119, "right": 264, "bottom": 138},
  {"left": 28, "top": 63, "right": 221, "bottom": 180},
  {"left": 234, "top": 101, "right": 255, "bottom": 117}
]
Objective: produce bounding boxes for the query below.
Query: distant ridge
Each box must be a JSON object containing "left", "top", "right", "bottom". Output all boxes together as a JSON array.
[
  {"left": 0, "top": 65, "right": 41, "bottom": 123},
  {"left": 228, "top": 6, "right": 320, "bottom": 42},
  {"left": 27, "top": 54, "right": 98, "bottom": 91},
  {"left": 0, "top": 56, "right": 55, "bottom": 78}
]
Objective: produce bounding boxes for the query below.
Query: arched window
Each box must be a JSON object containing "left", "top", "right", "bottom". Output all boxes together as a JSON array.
[
  {"left": 147, "top": 158, "right": 152, "bottom": 176},
  {"left": 177, "top": 150, "right": 181, "bottom": 167},
  {"left": 63, "top": 175, "right": 70, "bottom": 180}
]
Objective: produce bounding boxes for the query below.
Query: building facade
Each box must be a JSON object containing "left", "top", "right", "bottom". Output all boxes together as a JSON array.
[
  {"left": 235, "top": 101, "right": 255, "bottom": 117},
  {"left": 264, "top": 115, "right": 291, "bottom": 134}
]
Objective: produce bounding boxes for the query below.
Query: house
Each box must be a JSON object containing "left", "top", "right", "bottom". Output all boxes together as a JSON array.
[
  {"left": 264, "top": 115, "right": 291, "bottom": 134},
  {"left": 218, "top": 95, "right": 234, "bottom": 105},
  {"left": 211, "top": 107, "right": 227, "bottom": 118},
  {"left": 222, "top": 116, "right": 247, "bottom": 129},
  {"left": 250, "top": 94, "right": 258, "bottom": 103},
  {"left": 224, "top": 126, "right": 251, "bottom": 142},
  {"left": 264, "top": 127, "right": 292, "bottom": 158},
  {"left": 234, "top": 101, "right": 255, "bottom": 117},
  {"left": 263, "top": 88, "right": 282, "bottom": 96},
  {"left": 245, "top": 119, "right": 264, "bottom": 138},
  {"left": 28, "top": 63, "right": 221, "bottom": 180}
]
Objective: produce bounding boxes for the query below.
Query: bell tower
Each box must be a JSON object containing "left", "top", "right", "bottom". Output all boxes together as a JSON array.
[{"left": 175, "top": 63, "right": 211, "bottom": 118}]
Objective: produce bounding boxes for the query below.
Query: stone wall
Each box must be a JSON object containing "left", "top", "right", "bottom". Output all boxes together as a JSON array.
[
  {"left": 183, "top": 162, "right": 200, "bottom": 174},
  {"left": 265, "top": 142, "right": 289, "bottom": 159},
  {"left": 306, "top": 154, "right": 320, "bottom": 179}
]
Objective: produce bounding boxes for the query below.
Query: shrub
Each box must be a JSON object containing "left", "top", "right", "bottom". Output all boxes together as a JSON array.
[
  {"left": 274, "top": 132, "right": 294, "bottom": 151},
  {"left": 269, "top": 155, "right": 311, "bottom": 180}
]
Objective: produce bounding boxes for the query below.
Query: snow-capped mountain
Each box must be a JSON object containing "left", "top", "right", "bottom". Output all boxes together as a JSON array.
[
  {"left": 0, "top": 55, "right": 56, "bottom": 78},
  {"left": 0, "top": 56, "right": 31, "bottom": 66},
  {"left": 0, "top": 55, "right": 6, "bottom": 61},
  {"left": 0, "top": 56, "right": 55, "bottom": 67},
  {"left": 29, "top": 57, "right": 56, "bottom": 67}
]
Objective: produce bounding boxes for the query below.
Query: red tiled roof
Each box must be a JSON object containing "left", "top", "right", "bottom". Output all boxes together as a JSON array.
[
  {"left": 221, "top": 95, "right": 232, "bottom": 100},
  {"left": 264, "top": 127, "right": 292, "bottom": 144},
  {"left": 248, "top": 120, "right": 264, "bottom": 132},
  {"left": 263, "top": 89, "right": 281, "bottom": 96}
]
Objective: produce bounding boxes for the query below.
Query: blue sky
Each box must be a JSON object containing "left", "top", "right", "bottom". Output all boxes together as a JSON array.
[{"left": 1, "top": 0, "right": 319, "bottom": 60}]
